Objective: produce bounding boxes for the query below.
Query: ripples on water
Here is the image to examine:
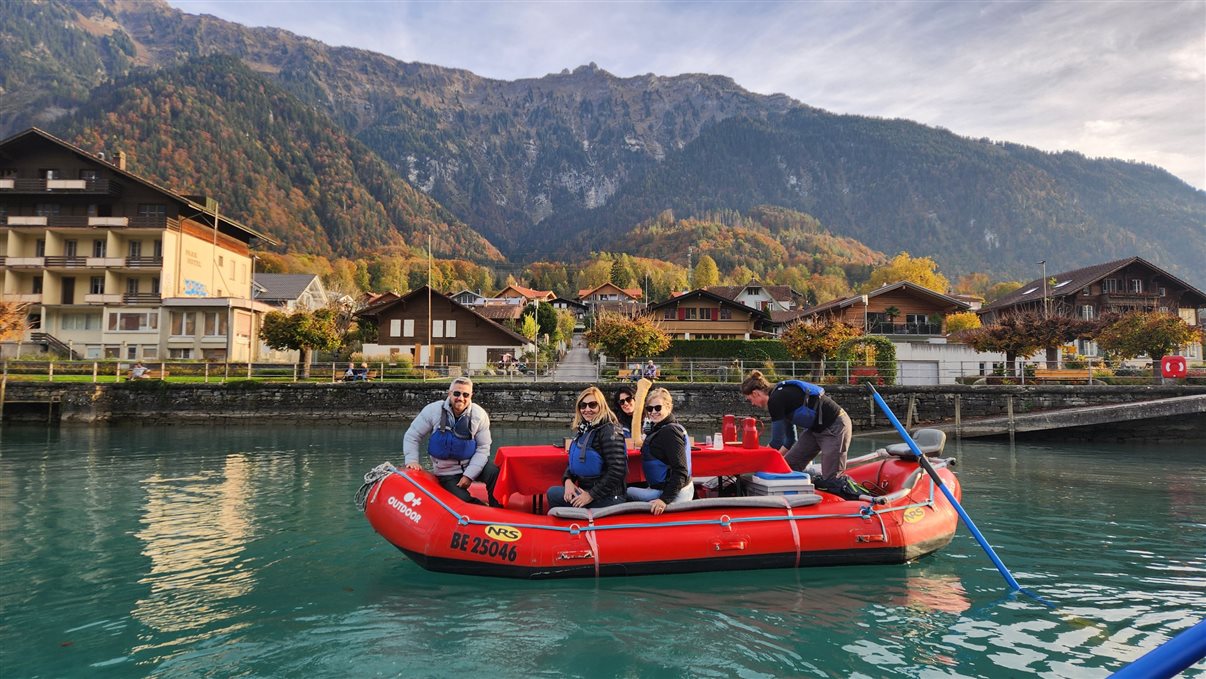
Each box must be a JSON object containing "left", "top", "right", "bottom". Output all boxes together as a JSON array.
[{"left": 1, "top": 425, "right": 1203, "bottom": 678}]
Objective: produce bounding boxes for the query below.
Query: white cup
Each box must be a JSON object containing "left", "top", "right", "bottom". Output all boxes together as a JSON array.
[{"left": 712, "top": 433, "right": 724, "bottom": 450}]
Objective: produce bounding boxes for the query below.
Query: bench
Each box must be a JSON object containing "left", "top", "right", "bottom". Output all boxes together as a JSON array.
[
  {"left": 1033, "top": 368, "right": 1093, "bottom": 384},
  {"left": 127, "top": 369, "right": 168, "bottom": 381},
  {"left": 617, "top": 369, "right": 634, "bottom": 380}
]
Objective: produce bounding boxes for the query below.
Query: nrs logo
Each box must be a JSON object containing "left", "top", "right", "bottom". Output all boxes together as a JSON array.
[
  {"left": 484, "top": 525, "right": 523, "bottom": 542},
  {"left": 387, "top": 494, "right": 423, "bottom": 524}
]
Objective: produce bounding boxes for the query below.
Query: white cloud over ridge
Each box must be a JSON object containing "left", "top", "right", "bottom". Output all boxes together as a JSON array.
[{"left": 170, "top": 0, "right": 1206, "bottom": 189}]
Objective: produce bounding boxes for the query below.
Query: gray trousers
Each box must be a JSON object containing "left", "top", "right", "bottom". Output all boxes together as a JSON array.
[{"left": 784, "top": 410, "right": 852, "bottom": 479}]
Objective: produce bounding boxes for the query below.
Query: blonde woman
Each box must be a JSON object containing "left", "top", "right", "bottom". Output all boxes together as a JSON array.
[
  {"left": 546, "top": 386, "right": 629, "bottom": 510},
  {"left": 626, "top": 388, "right": 693, "bottom": 514}
]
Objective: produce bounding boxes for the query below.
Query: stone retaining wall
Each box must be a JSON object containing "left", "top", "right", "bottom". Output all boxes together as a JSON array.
[{"left": 3, "top": 382, "right": 1205, "bottom": 436}]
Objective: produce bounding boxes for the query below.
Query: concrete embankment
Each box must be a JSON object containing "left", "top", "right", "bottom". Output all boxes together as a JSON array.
[{"left": 3, "top": 381, "right": 1205, "bottom": 441}]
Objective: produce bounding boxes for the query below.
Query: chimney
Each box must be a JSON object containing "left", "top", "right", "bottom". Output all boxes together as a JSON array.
[{"left": 114, "top": 150, "right": 127, "bottom": 170}]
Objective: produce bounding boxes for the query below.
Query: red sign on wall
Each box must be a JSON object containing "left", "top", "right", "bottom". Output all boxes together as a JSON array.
[{"left": 1160, "top": 355, "right": 1188, "bottom": 378}]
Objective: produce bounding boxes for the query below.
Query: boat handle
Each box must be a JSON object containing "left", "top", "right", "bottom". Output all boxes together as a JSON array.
[
  {"left": 557, "top": 550, "right": 594, "bottom": 560},
  {"left": 856, "top": 534, "right": 886, "bottom": 543},
  {"left": 713, "top": 540, "right": 747, "bottom": 551}
]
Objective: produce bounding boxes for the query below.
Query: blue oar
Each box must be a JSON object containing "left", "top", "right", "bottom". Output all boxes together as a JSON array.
[
  {"left": 1111, "top": 617, "right": 1206, "bottom": 678},
  {"left": 865, "top": 384, "right": 1046, "bottom": 603}
]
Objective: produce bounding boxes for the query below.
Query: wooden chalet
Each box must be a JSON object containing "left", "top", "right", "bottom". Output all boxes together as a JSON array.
[
  {"left": 795, "top": 281, "right": 971, "bottom": 336},
  {"left": 647, "top": 289, "right": 770, "bottom": 339}
]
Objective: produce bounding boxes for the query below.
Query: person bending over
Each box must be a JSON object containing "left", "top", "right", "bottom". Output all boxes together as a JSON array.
[{"left": 404, "top": 377, "right": 501, "bottom": 507}]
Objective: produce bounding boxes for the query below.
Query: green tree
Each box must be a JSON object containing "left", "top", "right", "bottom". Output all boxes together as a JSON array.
[
  {"left": 1096, "top": 311, "right": 1203, "bottom": 376},
  {"left": 518, "top": 315, "right": 539, "bottom": 341},
  {"left": 780, "top": 319, "right": 863, "bottom": 366},
  {"left": 693, "top": 254, "right": 720, "bottom": 288},
  {"left": 521, "top": 301, "right": 559, "bottom": 340},
  {"left": 555, "top": 308, "right": 577, "bottom": 344},
  {"left": 862, "top": 252, "right": 949, "bottom": 293},
  {"left": 259, "top": 308, "right": 342, "bottom": 377},
  {"left": 585, "top": 311, "right": 671, "bottom": 363}
]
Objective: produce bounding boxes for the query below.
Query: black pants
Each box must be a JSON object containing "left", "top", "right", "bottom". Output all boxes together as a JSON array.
[{"left": 437, "top": 461, "right": 501, "bottom": 507}]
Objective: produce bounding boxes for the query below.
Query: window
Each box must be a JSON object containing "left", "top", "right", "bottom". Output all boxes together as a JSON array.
[
  {"left": 64, "top": 240, "right": 77, "bottom": 257},
  {"left": 62, "top": 314, "right": 100, "bottom": 331},
  {"left": 128, "top": 241, "right": 142, "bottom": 258},
  {"left": 143, "top": 346, "right": 158, "bottom": 360},
  {"left": 171, "top": 312, "right": 196, "bottom": 336},
  {"left": 127, "top": 346, "right": 138, "bottom": 360},
  {"left": 32, "top": 277, "right": 43, "bottom": 294},
  {"left": 90, "top": 277, "right": 104, "bottom": 294},
  {"left": 108, "top": 312, "right": 158, "bottom": 332},
  {"left": 1081, "top": 305, "right": 1095, "bottom": 320},
  {"left": 35, "top": 203, "right": 61, "bottom": 216},
  {"left": 153, "top": 240, "right": 162, "bottom": 258},
  {"left": 1128, "top": 279, "right": 1144, "bottom": 294},
  {"left": 685, "top": 308, "right": 698, "bottom": 320},
  {"left": 906, "top": 314, "right": 927, "bottom": 324},
  {"left": 38, "top": 169, "right": 59, "bottom": 179},
  {"left": 151, "top": 277, "right": 160, "bottom": 294},
  {"left": 1101, "top": 278, "right": 1121, "bottom": 293},
  {"left": 663, "top": 308, "right": 676, "bottom": 320},
  {"left": 403, "top": 319, "right": 415, "bottom": 337},
  {"left": 433, "top": 320, "right": 444, "bottom": 338},
  {"left": 700, "top": 308, "right": 713, "bottom": 320},
  {"left": 234, "top": 313, "right": 251, "bottom": 341},
  {"left": 35, "top": 239, "right": 45, "bottom": 257},
  {"left": 79, "top": 169, "right": 99, "bottom": 181},
  {"left": 137, "top": 204, "right": 166, "bottom": 218},
  {"left": 1159, "top": 287, "right": 1167, "bottom": 297},
  {"left": 127, "top": 279, "right": 139, "bottom": 295},
  {"left": 92, "top": 239, "right": 106, "bottom": 257},
  {"left": 203, "top": 312, "right": 227, "bottom": 336},
  {"left": 390, "top": 319, "right": 401, "bottom": 337},
  {"left": 719, "top": 308, "right": 732, "bottom": 320},
  {"left": 445, "top": 320, "right": 456, "bottom": 337},
  {"left": 169, "top": 348, "right": 193, "bottom": 359}
]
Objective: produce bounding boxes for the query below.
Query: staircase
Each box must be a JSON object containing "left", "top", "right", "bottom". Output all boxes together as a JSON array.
[{"left": 30, "top": 332, "right": 82, "bottom": 359}]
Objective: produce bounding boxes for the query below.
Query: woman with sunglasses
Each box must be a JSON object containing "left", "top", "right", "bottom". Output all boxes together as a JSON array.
[
  {"left": 546, "top": 386, "right": 629, "bottom": 510},
  {"left": 625, "top": 388, "right": 693, "bottom": 515},
  {"left": 611, "top": 385, "right": 636, "bottom": 438}
]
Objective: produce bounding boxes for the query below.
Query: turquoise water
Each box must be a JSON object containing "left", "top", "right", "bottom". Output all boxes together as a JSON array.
[{"left": 1, "top": 423, "right": 1204, "bottom": 678}]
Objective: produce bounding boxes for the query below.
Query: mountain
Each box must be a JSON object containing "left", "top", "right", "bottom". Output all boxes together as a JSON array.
[{"left": 3, "top": 0, "right": 1203, "bottom": 286}]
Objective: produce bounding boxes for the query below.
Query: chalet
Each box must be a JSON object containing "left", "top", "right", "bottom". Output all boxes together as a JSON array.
[
  {"left": 0, "top": 127, "right": 277, "bottom": 362},
  {"left": 980, "top": 257, "right": 1206, "bottom": 359},
  {"left": 448, "top": 289, "right": 486, "bottom": 307},
  {"left": 706, "top": 280, "right": 803, "bottom": 313},
  {"left": 497, "top": 284, "right": 555, "bottom": 305},
  {"left": 356, "top": 285, "right": 530, "bottom": 369},
  {"left": 550, "top": 296, "right": 589, "bottom": 327},
  {"left": 796, "top": 281, "right": 971, "bottom": 336},
  {"left": 647, "top": 289, "right": 770, "bottom": 339}
]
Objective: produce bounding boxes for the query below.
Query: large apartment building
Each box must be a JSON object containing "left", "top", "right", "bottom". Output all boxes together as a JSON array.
[{"left": 1, "top": 128, "right": 277, "bottom": 361}]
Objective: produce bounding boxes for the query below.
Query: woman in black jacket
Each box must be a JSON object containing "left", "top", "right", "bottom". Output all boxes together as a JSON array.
[
  {"left": 611, "top": 385, "right": 636, "bottom": 437},
  {"left": 546, "top": 386, "right": 629, "bottom": 510},
  {"left": 626, "top": 388, "right": 693, "bottom": 514}
]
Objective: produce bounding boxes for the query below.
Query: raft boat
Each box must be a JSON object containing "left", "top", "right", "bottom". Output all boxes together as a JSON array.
[{"left": 357, "top": 435, "right": 960, "bottom": 579}]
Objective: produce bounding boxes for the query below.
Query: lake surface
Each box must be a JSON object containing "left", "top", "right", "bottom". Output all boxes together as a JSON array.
[{"left": 1, "top": 423, "right": 1203, "bottom": 678}]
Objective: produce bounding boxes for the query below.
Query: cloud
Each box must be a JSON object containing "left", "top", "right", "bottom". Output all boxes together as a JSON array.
[{"left": 169, "top": 0, "right": 1205, "bottom": 189}]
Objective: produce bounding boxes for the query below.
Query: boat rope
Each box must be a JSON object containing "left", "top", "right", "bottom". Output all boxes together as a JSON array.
[{"left": 354, "top": 462, "right": 397, "bottom": 511}]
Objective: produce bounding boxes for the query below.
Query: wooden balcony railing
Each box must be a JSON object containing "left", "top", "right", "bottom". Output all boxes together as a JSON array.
[{"left": 0, "top": 178, "right": 122, "bottom": 196}]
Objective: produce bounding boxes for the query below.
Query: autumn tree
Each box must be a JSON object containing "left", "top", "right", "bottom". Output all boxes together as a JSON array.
[
  {"left": 259, "top": 307, "right": 342, "bottom": 378},
  {"left": 1, "top": 302, "right": 30, "bottom": 340},
  {"left": 555, "top": 308, "right": 577, "bottom": 345},
  {"left": 986, "top": 281, "right": 1023, "bottom": 303},
  {"left": 1096, "top": 311, "right": 1203, "bottom": 376},
  {"left": 586, "top": 312, "right": 670, "bottom": 363},
  {"left": 862, "top": 252, "right": 949, "bottom": 293},
  {"left": 959, "top": 315, "right": 1044, "bottom": 374},
  {"left": 693, "top": 254, "right": 720, "bottom": 288},
  {"left": 780, "top": 319, "right": 863, "bottom": 366},
  {"left": 944, "top": 311, "right": 982, "bottom": 334},
  {"left": 521, "top": 301, "right": 558, "bottom": 341}
]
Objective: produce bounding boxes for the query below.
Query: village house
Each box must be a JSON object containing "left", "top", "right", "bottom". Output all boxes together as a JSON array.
[
  {"left": 576, "top": 281, "right": 644, "bottom": 316},
  {"left": 647, "top": 289, "right": 770, "bottom": 340},
  {"left": 706, "top": 279, "right": 804, "bottom": 313}
]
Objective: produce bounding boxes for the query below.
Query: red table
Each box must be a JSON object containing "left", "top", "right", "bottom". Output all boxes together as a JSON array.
[{"left": 491, "top": 443, "right": 791, "bottom": 504}]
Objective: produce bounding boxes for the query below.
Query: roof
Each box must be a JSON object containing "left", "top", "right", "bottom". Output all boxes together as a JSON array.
[
  {"left": 499, "top": 284, "right": 554, "bottom": 301},
  {"left": 253, "top": 273, "right": 321, "bottom": 302},
  {"left": 577, "top": 282, "right": 643, "bottom": 300},
  {"left": 706, "top": 280, "right": 799, "bottom": 303},
  {"left": 551, "top": 297, "right": 589, "bottom": 310},
  {"left": 647, "top": 288, "right": 769, "bottom": 319},
  {"left": 356, "top": 285, "right": 530, "bottom": 344},
  {"left": 476, "top": 304, "right": 525, "bottom": 320},
  {"left": 797, "top": 281, "right": 970, "bottom": 318},
  {"left": 982, "top": 256, "right": 1206, "bottom": 311},
  {"left": 0, "top": 127, "right": 277, "bottom": 246}
]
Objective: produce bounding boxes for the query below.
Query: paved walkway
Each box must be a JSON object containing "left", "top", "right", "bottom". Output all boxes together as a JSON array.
[{"left": 552, "top": 334, "right": 598, "bottom": 382}]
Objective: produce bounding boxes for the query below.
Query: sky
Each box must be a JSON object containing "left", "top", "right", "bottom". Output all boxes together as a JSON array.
[{"left": 168, "top": 0, "right": 1206, "bottom": 190}]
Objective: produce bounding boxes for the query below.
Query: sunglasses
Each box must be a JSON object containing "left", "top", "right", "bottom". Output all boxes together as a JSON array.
[
  {"left": 617, "top": 397, "right": 633, "bottom": 404},
  {"left": 644, "top": 404, "right": 664, "bottom": 413},
  {"left": 451, "top": 391, "right": 472, "bottom": 398},
  {"left": 578, "top": 400, "right": 600, "bottom": 410}
]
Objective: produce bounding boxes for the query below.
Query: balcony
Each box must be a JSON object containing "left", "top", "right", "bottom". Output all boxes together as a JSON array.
[
  {"left": 4, "top": 293, "right": 43, "bottom": 303},
  {"left": 123, "top": 293, "right": 162, "bottom": 304},
  {"left": 43, "top": 256, "right": 89, "bottom": 269},
  {"left": 4, "top": 257, "right": 45, "bottom": 268},
  {"left": 84, "top": 293, "right": 124, "bottom": 304},
  {"left": 125, "top": 257, "right": 163, "bottom": 269},
  {"left": 0, "top": 177, "right": 122, "bottom": 196},
  {"left": 869, "top": 322, "right": 944, "bottom": 336},
  {"left": 86, "top": 257, "right": 126, "bottom": 268},
  {"left": 0, "top": 215, "right": 177, "bottom": 230}
]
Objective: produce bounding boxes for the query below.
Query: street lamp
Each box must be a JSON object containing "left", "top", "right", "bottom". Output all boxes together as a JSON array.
[
  {"left": 1039, "top": 260, "right": 1048, "bottom": 317},
  {"left": 861, "top": 294, "right": 869, "bottom": 332}
]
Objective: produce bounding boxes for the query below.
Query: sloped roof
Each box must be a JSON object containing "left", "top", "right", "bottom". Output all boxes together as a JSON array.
[
  {"left": 798, "top": 281, "right": 970, "bottom": 318},
  {"left": 648, "top": 288, "right": 769, "bottom": 319},
  {"left": 476, "top": 304, "right": 525, "bottom": 320},
  {"left": 0, "top": 127, "right": 276, "bottom": 245},
  {"left": 499, "top": 284, "right": 554, "bottom": 300},
  {"left": 706, "top": 280, "right": 799, "bottom": 303},
  {"left": 253, "top": 273, "right": 321, "bottom": 302},
  {"left": 356, "top": 285, "right": 529, "bottom": 344},
  {"left": 577, "top": 282, "right": 642, "bottom": 300},
  {"left": 982, "top": 256, "right": 1206, "bottom": 311}
]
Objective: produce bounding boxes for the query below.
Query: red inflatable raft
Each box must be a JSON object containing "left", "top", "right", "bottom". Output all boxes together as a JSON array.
[{"left": 358, "top": 443, "right": 961, "bottom": 579}]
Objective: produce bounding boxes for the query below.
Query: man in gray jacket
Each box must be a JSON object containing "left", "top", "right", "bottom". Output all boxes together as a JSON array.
[{"left": 404, "top": 377, "right": 501, "bottom": 506}]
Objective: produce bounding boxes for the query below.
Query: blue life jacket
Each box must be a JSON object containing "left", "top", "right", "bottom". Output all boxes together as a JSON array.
[
  {"left": 781, "top": 379, "right": 827, "bottom": 431},
  {"left": 427, "top": 406, "right": 476, "bottom": 461},
  {"left": 640, "top": 423, "right": 691, "bottom": 487},
  {"left": 568, "top": 427, "right": 604, "bottom": 479}
]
